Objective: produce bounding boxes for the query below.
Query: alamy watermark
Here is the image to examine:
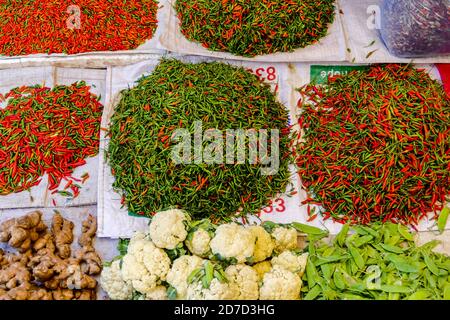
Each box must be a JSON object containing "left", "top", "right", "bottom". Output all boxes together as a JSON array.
[
  {"left": 66, "top": 5, "right": 81, "bottom": 30},
  {"left": 367, "top": 5, "right": 381, "bottom": 30},
  {"left": 171, "top": 121, "right": 280, "bottom": 176}
]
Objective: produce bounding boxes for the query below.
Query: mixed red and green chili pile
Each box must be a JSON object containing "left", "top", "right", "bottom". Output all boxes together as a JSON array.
[
  {"left": 295, "top": 64, "right": 450, "bottom": 226},
  {"left": 0, "top": 82, "right": 103, "bottom": 196},
  {"left": 107, "top": 58, "right": 292, "bottom": 220},
  {"left": 0, "top": 0, "right": 158, "bottom": 56},
  {"left": 175, "top": 0, "right": 336, "bottom": 57}
]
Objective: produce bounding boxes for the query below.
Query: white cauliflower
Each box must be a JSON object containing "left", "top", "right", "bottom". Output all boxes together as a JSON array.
[
  {"left": 252, "top": 261, "right": 272, "bottom": 282},
  {"left": 100, "top": 260, "right": 133, "bottom": 300},
  {"left": 121, "top": 232, "right": 171, "bottom": 294},
  {"left": 210, "top": 223, "right": 256, "bottom": 263},
  {"left": 145, "top": 286, "right": 168, "bottom": 300},
  {"left": 259, "top": 266, "right": 302, "bottom": 300},
  {"left": 225, "top": 264, "right": 259, "bottom": 300},
  {"left": 186, "top": 228, "right": 211, "bottom": 257},
  {"left": 271, "top": 251, "right": 308, "bottom": 277},
  {"left": 166, "top": 255, "right": 205, "bottom": 299},
  {"left": 249, "top": 226, "right": 275, "bottom": 263},
  {"left": 187, "top": 278, "right": 239, "bottom": 300},
  {"left": 272, "top": 226, "right": 298, "bottom": 253},
  {"left": 149, "top": 209, "right": 189, "bottom": 250}
]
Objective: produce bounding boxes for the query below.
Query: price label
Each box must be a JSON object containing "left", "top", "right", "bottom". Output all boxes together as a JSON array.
[
  {"left": 246, "top": 66, "right": 279, "bottom": 93},
  {"left": 260, "top": 198, "right": 287, "bottom": 215}
]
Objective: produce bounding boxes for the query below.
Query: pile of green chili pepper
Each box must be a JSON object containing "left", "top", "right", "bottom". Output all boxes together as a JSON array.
[
  {"left": 175, "top": 0, "right": 336, "bottom": 57},
  {"left": 0, "top": 82, "right": 103, "bottom": 196},
  {"left": 107, "top": 58, "right": 292, "bottom": 220},
  {"left": 301, "top": 222, "right": 450, "bottom": 300},
  {"left": 296, "top": 64, "right": 450, "bottom": 226}
]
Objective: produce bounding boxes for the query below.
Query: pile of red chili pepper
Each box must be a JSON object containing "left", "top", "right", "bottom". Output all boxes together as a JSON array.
[
  {"left": 0, "top": 82, "right": 103, "bottom": 196},
  {"left": 175, "top": 0, "right": 336, "bottom": 57},
  {"left": 296, "top": 64, "right": 450, "bottom": 226},
  {"left": 0, "top": 0, "right": 158, "bottom": 56}
]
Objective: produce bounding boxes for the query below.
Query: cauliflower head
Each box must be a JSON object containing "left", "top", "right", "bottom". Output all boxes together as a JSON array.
[
  {"left": 252, "top": 261, "right": 272, "bottom": 282},
  {"left": 166, "top": 255, "right": 205, "bottom": 299},
  {"left": 187, "top": 278, "right": 239, "bottom": 300},
  {"left": 259, "top": 266, "right": 302, "bottom": 300},
  {"left": 149, "top": 209, "right": 188, "bottom": 250},
  {"left": 121, "top": 233, "right": 171, "bottom": 294},
  {"left": 249, "top": 226, "right": 275, "bottom": 263},
  {"left": 100, "top": 260, "right": 133, "bottom": 300},
  {"left": 225, "top": 264, "right": 259, "bottom": 300},
  {"left": 145, "top": 286, "right": 168, "bottom": 300},
  {"left": 210, "top": 223, "right": 256, "bottom": 263},
  {"left": 186, "top": 228, "right": 211, "bottom": 257},
  {"left": 271, "top": 251, "right": 308, "bottom": 277},
  {"left": 272, "top": 226, "right": 298, "bottom": 253}
]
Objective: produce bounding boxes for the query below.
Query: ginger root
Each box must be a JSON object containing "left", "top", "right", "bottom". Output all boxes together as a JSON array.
[
  {"left": 0, "top": 211, "right": 47, "bottom": 253},
  {"left": 0, "top": 211, "right": 102, "bottom": 300},
  {"left": 52, "top": 212, "right": 74, "bottom": 259}
]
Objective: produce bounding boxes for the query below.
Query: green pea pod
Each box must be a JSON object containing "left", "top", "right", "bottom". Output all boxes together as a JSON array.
[
  {"left": 333, "top": 270, "right": 346, "bottom": 290},
  {"left": 438, "top": 206, "right": 449, "bottom": 234},
  {"left": 341, "top": 293, "right": 367, "bottom": 300},
  {"left": 349, "top": 245, "right": 365, "bottom": 269},
  {"left": 323, "top": 247, "right": 336, "bottom": 257},
  {"left": 386, "top": 235, "right": 401, "bottom": 246},
  {"left": 407, "top": 290, "right": 430, "bottom": 300},
  {"left": 315, "top": 254, "right": 349, "bottom": 266},
  {"left": 353, "top": 226, "right": 368, "bottom": 236},
  {"left": 291, "top": 222, "right": 329, "bottom": 236},
  {"left": 380, "top": 285, "right": 412, "bottom": 293},
  {"left": 205, "top": 261, "right": 214, "bottom": 283},
  {"left": 335, "top": 223, "right": 350, "bottom": 247},
  {"left": 388, "top": 292, "right": 400, "bottom": 300},
  {"left": 306, "top": 259, "right": 319, "bottom": 288},
  {"left": 397, "top": 224, "right": 414, "bottom": 242},
  {"left": 444, "top": 284, "right": 450, "bottom": 300},
  {"left": 360, "top": 226, "right": 380, "bottom": 238},
  {"left": 214, "top": 270, "right": 228, "bottom": 283},
  {"left": 386, "top": 254, "right": 419, "bottom": 273},
  {"left": 423, "top": 253, "right": 440, "bottom": 276},
  {"left": 308, "top": 241, "right": 316, "bottom": 257},
  {"left": 320, "top": 264, "right": 332, "bottom": 281},
  {"left": 322, "top": 287, "right": 338, "bottom": 300},
  {"left": 202, "top": 275, "right": 210, "bottom": 289},
  {"left": 353, "top": 235, "right": 373, "bottom": 248},
  {"left": 380, "top": 243, "right": 404, "bottom": 254},
  {"left": 384, "top": 223, "right": 400, "bottom": 236},
  {"left": 425, "top": 270, "right": 437, "bottom": 288},
  {"left": 187, "top": 268, "right": 203, "bottom": 284},
  {"left": 350, "top": 259, "right": 359, "bottom": 275},
  {"left": 303, "top": 285, "right": 322, "bottom": 300}
]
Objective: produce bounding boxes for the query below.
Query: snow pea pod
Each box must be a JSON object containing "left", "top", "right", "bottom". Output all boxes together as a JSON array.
[
  {"left": 380, "top": 243, "right": 404, "bottom": 254},
  {"left": 407, "top": 290, "right": 431, "bottom": 300},
  {"left": 292, "top": 222, "right": 329, "bottom": 237},
  {"left": 303, "top": 285, "right": 322, "bottom": 300},
  {"left": 348, "top": 245, "right": 365, "bottom": 269}
]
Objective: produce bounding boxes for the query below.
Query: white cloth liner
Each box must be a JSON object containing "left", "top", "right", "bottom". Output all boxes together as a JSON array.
[
  {"left": 98, "top": 56, "right": 450, "bottom": 238},
  {"left": 0, "top": 66, "right": 107, "bottom": 209},
  {"left": 0, "top": 0, "right": 448, "bottom": 66},
  {"left": 98, "top": 55, "right": 302, "bottom": 238},
  {"left": 340, "top": 0, "right": 450, "bottom": 63},
  {"left": 0, "top": 0, "right": 171, "bottom": 65},
  {"left": 160, "top": 0, "right": 347, "bottom": 62},
  {"left": 286, "top": 62, "right": 449, "bottom": 234}
]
